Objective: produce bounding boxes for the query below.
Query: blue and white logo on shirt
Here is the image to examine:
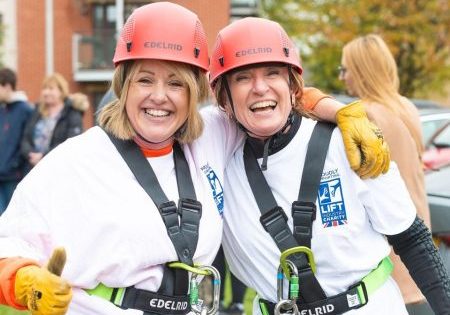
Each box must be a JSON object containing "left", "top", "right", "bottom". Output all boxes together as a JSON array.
[
  {"left": 201, "top": 164, "right": 224, "bottom": 215},
  {"left": 318, "top": 169, "right": 347, "bottom": 228}
]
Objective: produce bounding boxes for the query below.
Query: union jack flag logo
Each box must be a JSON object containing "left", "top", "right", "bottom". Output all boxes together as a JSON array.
[{"left": 318, "top": 178, "right": 347, "bottom": 228}]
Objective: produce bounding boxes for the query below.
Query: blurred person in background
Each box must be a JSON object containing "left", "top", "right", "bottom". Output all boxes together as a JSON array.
[
  {"left": 340, "top": 34, "right": 432, "bottom": 314},
  {"left": 21, "top": 73, "right": 86, "bottom": 168},
  {"left": 69, "top": 92, "right": 90, "bottom": 115},
  {"left": 96, "top": 88, "right": 115, "bottom": 119},
  {"left": 0, "top": 67, "right": 32, "bottom": 214}
]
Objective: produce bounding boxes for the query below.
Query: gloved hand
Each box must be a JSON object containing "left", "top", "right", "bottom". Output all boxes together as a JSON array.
[
  {"left": 335, "top": 101, "right": 390, "bottom": 178},
  {"left": 14, "top": 248, "right": 72, "bottom": 315}
]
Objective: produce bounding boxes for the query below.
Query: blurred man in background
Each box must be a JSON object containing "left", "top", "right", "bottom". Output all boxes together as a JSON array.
[{"left": 0, "top": 67, "right": 32, "bottom": 214}]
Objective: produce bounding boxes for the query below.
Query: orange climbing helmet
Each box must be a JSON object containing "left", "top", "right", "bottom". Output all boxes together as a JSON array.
[
  {"left": 113, "top": 2, "right": 209, "bottom": 71},
  {"left": 209, "top": 17, "right": 302, "bottom": 87}
]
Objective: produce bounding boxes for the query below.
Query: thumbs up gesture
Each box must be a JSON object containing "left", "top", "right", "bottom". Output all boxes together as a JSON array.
[{"left": 14, "top": 247, "right": 72, "bottom": 315}]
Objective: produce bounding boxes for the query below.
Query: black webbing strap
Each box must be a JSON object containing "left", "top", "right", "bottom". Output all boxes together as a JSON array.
[
  {"left": 244, "top": 142, "right": 326, "bottom": 303},
  {"left": 259, "top": 279, "right": 368, "bottom": 315},
  {"left": 243, "top": 122, "right": 335, "bottom": 303},
  {"left": 244, "top": 144, "right": 303, "bottom": 258},
  {"left": 107, "top": 133, "right": 201, "bottom": 296},
  {"left": 292, "top": 122, "right": 335, "bottom": 247},
  {"left": 173, "top": 143, "right": 202, "bottom": 257},
  {"left": 121, "top": 287, "right": 190, "bottom": 315}
]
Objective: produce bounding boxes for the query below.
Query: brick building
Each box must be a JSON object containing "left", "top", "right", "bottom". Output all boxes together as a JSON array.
[{"left": 0, "top": 0, "right": 259, "bottom": 128}]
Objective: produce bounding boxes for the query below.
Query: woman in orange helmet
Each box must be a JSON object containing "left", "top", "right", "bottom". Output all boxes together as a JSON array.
[{"left": 210, "top": 17, "right": 450, "bottom": 315}]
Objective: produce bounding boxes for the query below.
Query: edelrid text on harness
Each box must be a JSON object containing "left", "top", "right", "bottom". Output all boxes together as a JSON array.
[
  {"left": 85, "top": 133, "right": 220, "bottom": 315},
  {"left": 244, "top": 121, "right": 392, "bottom": 315}
]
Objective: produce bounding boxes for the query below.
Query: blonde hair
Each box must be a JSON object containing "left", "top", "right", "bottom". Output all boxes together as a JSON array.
[
  {"left": 343, "top": 33, "right": 423, "bottom": 152},
  {"left": 69, "top": 92, "right": 90, "bottom": 112},
  {"left": 38, "top": 73, "right": 70, "bottom": 116},
  {"left": 213, "top": 65, "right": 306, "bottom": 117},
  {"left": 98, "top": 60, "right": 209, "bottom": 143},
  {"left": 342, "top": 34, "right": 401, "bottom": 113}
]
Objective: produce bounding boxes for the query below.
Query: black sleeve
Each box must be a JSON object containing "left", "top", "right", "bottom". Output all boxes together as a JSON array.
[
  {"left": 387, "top": 217, "right": 450, "bottom": 314},
  {"left": 20, "top": 111, "right": 38, "bottom": 158},
  {"left": 66, "top": 110, "right": 83, "bottom": 138}
]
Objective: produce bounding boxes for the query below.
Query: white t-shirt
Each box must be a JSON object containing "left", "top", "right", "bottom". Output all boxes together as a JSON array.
[
  {"left": 222, "top": 118, "right": 416, "bottom": 315},
  {"left": 0, "top": 106, "right": 243, "bottom": 315}
]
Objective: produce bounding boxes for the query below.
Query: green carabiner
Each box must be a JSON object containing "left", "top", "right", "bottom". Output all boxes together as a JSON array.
[{"left": 280, "top": 246, "right": 316, "bottom": 280}]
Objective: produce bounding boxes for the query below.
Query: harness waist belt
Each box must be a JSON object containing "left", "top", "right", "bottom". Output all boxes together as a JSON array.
[
  {"left": 259, "top": 257, "right": 393, "bottom": 315},
  {"left": 86, "top": 284, "right": 190, "bottom": 315}
]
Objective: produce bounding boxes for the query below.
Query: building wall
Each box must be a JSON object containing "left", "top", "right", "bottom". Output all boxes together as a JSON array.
[
  {"left": 17, "top": 0, "right": 95, "bottom": 103},
  {"left": 17, "top": 0, "right": 46, "bottom": 102},
  {"left": 176, "top": 0, "right": 229, "bottom": 52},
  {"left": 13, "top": 0, "right": 230, "bottom": 128},
  {"left": 0, "top": 0, "right": 18, "bottom": 71}
]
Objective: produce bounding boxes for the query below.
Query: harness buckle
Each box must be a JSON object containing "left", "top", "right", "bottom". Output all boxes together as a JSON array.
[
  {"left": 159, "top": 201, "right": 178, "bottom": 216},
  {"left": 260, "top": 206, "right": 288, "bottom": 232},
  {"left": 158, "top": 201, "right": 180, "bottom": 235},
  {"left": 178, "top": 198, "right": 202, "bottom": 215},
  {"left": 292, "top": 201, "right": 316, "bottom": 221},
  {"left": 347, "top": 280, "right": 368, "bottom": 308}
]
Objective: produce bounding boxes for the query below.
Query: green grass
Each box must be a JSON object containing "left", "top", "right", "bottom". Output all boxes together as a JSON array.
[{"left": 0, "top": 305, "right": 29, "bottom": 315}]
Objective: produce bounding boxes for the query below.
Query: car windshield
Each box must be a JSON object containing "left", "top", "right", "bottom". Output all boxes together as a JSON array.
[
  {"left": 433, "top": 124, "right": 450, "bottom": 148},
  {"left": 423, "top": 119, "right": 450, "bottom": 145}
]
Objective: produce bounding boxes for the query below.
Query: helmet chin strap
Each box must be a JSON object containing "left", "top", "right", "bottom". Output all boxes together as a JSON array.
[
  {"left": 223, "top": 67, "right": 296, "bottom": 171},
  {"left": 259, "top": 111, "right": 294, "bottom": 171}
]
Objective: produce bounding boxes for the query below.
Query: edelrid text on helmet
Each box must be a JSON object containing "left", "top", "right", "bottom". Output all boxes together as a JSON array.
[
  {"left": 235, "top": 47, "right": 272, "bottom": 58},
  {"left": 210, "top": 17, "right": 302, "bottom": 87},
  {"left": 113, "top": 2, "right": 209, "bottom": 71}
]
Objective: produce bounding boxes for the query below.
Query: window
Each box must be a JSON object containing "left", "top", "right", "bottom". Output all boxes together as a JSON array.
[{"left": 231, "top": 0, "right": 259, "bottom": 19}]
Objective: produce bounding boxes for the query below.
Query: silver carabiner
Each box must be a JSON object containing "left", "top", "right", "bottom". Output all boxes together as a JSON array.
[
  {"left": 190, "top": 265, "right": 221, "bottom": 315},
  {"left": 274, "top": 299, "right": 299, "bottom": 315},
  {"left": 277, "top": 260, "right": 298, "bottom": 302}
]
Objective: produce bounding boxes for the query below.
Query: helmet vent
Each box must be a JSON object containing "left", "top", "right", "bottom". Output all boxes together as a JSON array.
[
  {"left": 121, "top": 15, "right": 135, "bottom": 52},
  {"left": 280, "top": 30, "right": 290, "bottom": 57},
  {"left": 213, "top": 36, "right": 225, "bottom": 67},
  {"left": 194, "top": 21, "right": 207, "bottom": 59}
]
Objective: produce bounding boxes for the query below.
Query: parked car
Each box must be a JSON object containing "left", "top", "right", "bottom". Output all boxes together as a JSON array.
[
  {"left": 426, "top": 164, "right": 450, "bottom": 271},
  {"left": 330, "top": 93, "right": 442, "bottom": 110},
  {"left": 426, "top": 164, "right": 450, "bottom": 234},
  {"left": 331, "top": 93, "right": 450, "bottom": 141},
  {"left": 419, "top": 107, "right": 450, "bottom": 144},
  {"left": 423, "top": 122, "right": 450, "bottom": 170}
]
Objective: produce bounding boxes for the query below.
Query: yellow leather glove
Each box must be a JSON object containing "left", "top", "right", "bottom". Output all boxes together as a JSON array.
[
  {"left": 14, "top": 248, "right": 72, "bottom": 315},
  {"left": 335, "top": 101, "right": 390, "bottom": 178}
]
